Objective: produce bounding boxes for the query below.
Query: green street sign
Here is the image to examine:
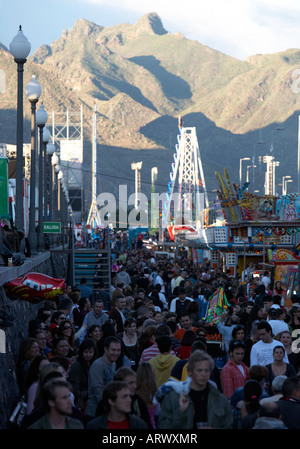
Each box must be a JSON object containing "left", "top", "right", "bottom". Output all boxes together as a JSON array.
[{"left": 43, "top": 222, "right": 61, "bottom": 233}]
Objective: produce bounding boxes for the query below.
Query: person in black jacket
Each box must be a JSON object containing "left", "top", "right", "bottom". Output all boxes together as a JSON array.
[
  {"left": 87, "top": 381, "right": 148, "bottom": 429},
  {"left": 110, "top": 296, "right": 126, "bottom": 334},
  {"left": 277, "top": 377, "right": 300, "bottom": 429}
]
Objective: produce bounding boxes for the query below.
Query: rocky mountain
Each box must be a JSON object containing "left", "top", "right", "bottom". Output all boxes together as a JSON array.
[{"left": 1, "top": 12, "right": 300, "bottom": 216}]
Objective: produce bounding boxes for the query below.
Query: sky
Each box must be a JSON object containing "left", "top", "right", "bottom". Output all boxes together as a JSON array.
[{"left": 1, "top": 0, "right": 300, "bottom": 60}]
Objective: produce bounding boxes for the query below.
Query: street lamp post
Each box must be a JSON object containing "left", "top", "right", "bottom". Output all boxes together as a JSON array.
[
  {"left": 47, "top": 142, "right": 55, "bottom": 221},
  {"left": 26, "top": 75, "right": 41, "bottom": 255},
  {"left": 282, "top": 176, "right": 291, "bottom": 195},
  {"left": 36, "top": 103, "right": 48, "bottom": 252},
  {"left": 285, "top": 179, "right": 293, "bottom": 194},
  {"left": 51, "top": 153, "right": 59, "bottom": 221},
  {"left": 239, "top": 158, "right": 250, "bottom": 186},
  {"left": 9, "top": 26, "right": 31, "bottom": 231},
  {"left": 57, "top": 170, "right": 64, "bottom": 222},
  {"left": 54, "top": 163, "right": 61, "bottom": 220},
  {"left": 246, "top": 165, "right": 256, "bottom": 183},
  {"left": 42, "top": 126, "right": 50, "bottom": 222},
  {"left": 61, "top": 181, "right": 69, "bottom": 242}
]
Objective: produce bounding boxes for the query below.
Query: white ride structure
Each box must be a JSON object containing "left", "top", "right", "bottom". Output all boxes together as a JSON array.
[{"left": 163, "top": 119, "right": 209, "bottom": 240}]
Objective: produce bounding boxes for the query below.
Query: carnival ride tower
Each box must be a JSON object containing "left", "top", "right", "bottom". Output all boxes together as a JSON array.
[{"left": 163, "top": 119, "right": 209, "bottom": 230}]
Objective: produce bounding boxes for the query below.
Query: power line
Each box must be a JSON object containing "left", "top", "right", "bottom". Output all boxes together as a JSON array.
[{"left": 58, "top": 161, "right": 218, "bottom": 194}]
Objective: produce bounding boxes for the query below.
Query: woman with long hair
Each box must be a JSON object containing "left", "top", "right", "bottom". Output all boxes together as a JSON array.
[
  {"left": 24, "top": 355, "right": 49, "bottom": 415},
  {"left": 136, "top": 325, "right": 157, "bottom": 363},
  {"left": 287, "top": 304, "right": 300, "bottom": 332},
  {"left": 48, "top": 337, "right": 73, "bottom": 365},
  {"left": 149, "top": 290, "right": 164, "bottom": 311},
  {"left": 16, "top": 338, "right": 41, "bottom": 395},
  {"left": 57, "top": 319, "right": 77, "bottom": 358},
  {"left": 136, "top": 362, "right": 158, "bottom": 429},
  {"left": 86, "top": 324, "right": 102, "bottom": 348},
  {"left": 153, "top": 311, "right": 163, "bottom": 325},
  {"left": 23, "top": 361, "right": 84, "bottom": 428},
  {"left": 68, "top": 338, "right": 97, "bottom": 411},
  {"left": 118, "top": 317, "right": 138, "bottom": 369},
  {"left": 265, "top": 345, "right": 296, "bottom": 393},
  {"left": 273, "top": 280, "right": 283, "bottom": 297}
]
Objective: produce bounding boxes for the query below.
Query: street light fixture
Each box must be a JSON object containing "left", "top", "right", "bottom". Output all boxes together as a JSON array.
[
  {"left": 36, "top": 103, "right": 48, "bottom": 252},
  {"left": 9, "top": 26, "right": 31, "bottom": 231},
  {"left": 239, "top": 158, "right": 250, "bottom": 186},
  {"left": 26, "top": 74, "right": 41, "bottom": 255}
]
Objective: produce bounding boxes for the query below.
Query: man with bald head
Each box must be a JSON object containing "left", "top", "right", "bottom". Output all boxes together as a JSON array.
[{"left": 253, "top": 402, "right": 287, "bottom": 429}]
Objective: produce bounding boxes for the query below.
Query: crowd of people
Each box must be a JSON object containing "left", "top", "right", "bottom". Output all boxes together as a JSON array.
[{"left": 10, "top": 235, "right": 300, "bottom": 430}]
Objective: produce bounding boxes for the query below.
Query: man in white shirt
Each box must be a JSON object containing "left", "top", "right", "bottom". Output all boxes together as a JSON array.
[
  {"left": 260, "top": 271, "right": 271, "bottom": 292},
  {"left": 169, "top": 288, "right": 194, "bottom": 319},
  {"left": 250, "top": 321, "right": 289, "bottom": 366},
  {"left": 154, "top": 269, "right": 165, "bottom": 294}
]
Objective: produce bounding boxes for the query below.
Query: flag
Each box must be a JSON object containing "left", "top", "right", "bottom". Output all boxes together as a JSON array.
[{"left": 205, "top": 287, "right": 229, "bottom": 324}]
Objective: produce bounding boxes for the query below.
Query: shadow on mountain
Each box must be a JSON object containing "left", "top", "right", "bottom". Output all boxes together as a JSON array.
[
  {"left": 0, "top": 109, "right": 32, "bottom": 144},
  {"left": 128, "top": 55, "right": 192, "bottom": 101},
  {"left": 97, "top": 143, "right": 175, "bottom": 200},
  {"left": 139, "top": 115, "right": 179, "bottom": 148},
  {"left": 91, "top": 74, "right": 158, "bottom": 112},
  {"left": 88, "top": 81, "right": 116, "bottom": 101}
]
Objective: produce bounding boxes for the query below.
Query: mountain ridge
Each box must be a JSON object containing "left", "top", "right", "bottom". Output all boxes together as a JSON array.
[{"left": 1, "top": 12, "right": 300, "bottom": 210}]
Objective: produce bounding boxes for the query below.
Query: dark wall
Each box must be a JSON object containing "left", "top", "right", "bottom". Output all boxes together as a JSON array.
[{"left": 0, "top": 252, "right": 67, "bottom": 429}]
